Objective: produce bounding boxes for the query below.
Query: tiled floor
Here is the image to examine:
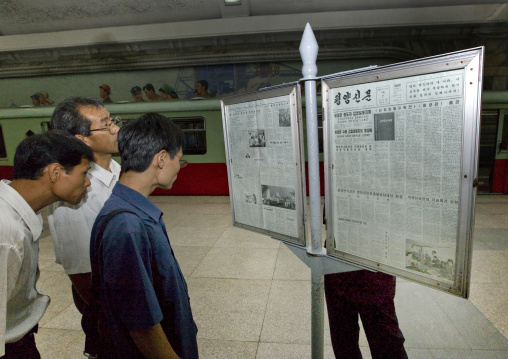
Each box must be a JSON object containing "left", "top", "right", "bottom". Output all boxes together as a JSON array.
[{"left": 35, "top": 195, "right": 508, "bottom": 358}]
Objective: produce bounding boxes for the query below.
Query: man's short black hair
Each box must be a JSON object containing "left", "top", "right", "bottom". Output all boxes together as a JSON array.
[
  {"left": 118, "top": 113, "right": 184, "bottom": 173},
  {"left": 51, "top": 97, "right": 104, "bottom": 136},
  {"left": 13, "top": 131, "right": 94, "bottom": 180},
  {"left": 143, "top": 83, "right": 155, "bottom": 92},
  {"left": 197, "top": 80, "right": 208, "bottom": 91}
]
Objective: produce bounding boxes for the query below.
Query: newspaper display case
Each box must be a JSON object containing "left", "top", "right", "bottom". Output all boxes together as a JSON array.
[
  {"left": 322, "top": 48, "right": 484, "bottom": 298},
  {"left": 221, "top": 85, "right": 307, "bottom": 246}
]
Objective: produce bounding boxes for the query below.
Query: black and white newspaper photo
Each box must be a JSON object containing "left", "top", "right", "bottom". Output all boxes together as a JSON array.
[
  {"left": 329, "top": 69, "right": 464, "bottom": 284},
  {"left": 225, "top": 94, "right": 300, "bottom": 239}
]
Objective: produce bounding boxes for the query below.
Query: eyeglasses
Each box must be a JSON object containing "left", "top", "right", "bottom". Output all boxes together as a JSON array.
[
  {"left": 89, "top": 116, "right": 122, "bottom": 135},
  {"left": 180, "top": 159, "right": 189, "bottom": 168}
]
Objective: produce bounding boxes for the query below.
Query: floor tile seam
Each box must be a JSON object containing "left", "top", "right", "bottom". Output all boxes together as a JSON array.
[
  {"left": 473, "top": 242, "right": 508, "bottom": 250},
  {"left": 205, "top": 226, "right": 229, "bottom": 248},
  {"left": 38, "top": 326, "right": 83, "bottom": 333},
  {"left": 470, "top": 278, "right": 508, "bottom": 284},
  {"left": 186, "top": 246, "right": 214, "bottom": 278},
  {"left": 171, "top": 211, "right": 231, "bottom": 215},
  {"left": 171, "top": 244, "right": 216, "bottom": 248},
  {"left": 271, "top": 278, "right": 312, "bottom": 283},
  {"left": 272, "top": 246, "right": 286, "bottom": 282},
  {"left": 173, "top": 225, "right": 231, "bottom": 230},
  {"left": 257, "top": 266, "right": 277, "bottom": 357},
  {"left": 189, "top": 274, "right": 276, "bottom": 280},
  {"left": 202, "top": 247, "right": 280, "bottom": 254},
  {"left": 443, "top": 307, "right": 508, "bottom": 348},
  {"left": 193, "top": 305, "right": 268, "bottom": 313},
  {"left": 197, "top": 338, "right": 260, "bottom": 344},
  {"left": 40, "top": 324, "right": 83, "bottom": 331},
  {"left": 38, "top": 268, "right": 67, "bottom": 273},
  {"left": 193, "top": 211, "right": 233, "bottom": 215},
  {"left": 403, "top": 343, "right": 474, "bottom": 350},
  {"left": 424, "top": 294, "right": 478, "bottom": 350},
  {"left": 186, "top": 277, "right": 273, "bottom": 284},
  {"left": 257, "top": 341, "right": 335, "bottom": 346},
  {"left": 467, "top": 301, "right": 508, "bottom": 330},
  {"left": 39, "top": 308, "right": 77, "bottom": 324},
  {"left": 428, "top": 348, "right": 508, "bottom": 353},
  {"left": 212, "top": 245, "right": 282, "bottom": 249}
]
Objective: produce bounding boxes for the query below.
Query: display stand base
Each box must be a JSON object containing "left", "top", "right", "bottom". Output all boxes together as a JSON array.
[{"left": 284, "top": 243, "right": 363, "bottom": 359}]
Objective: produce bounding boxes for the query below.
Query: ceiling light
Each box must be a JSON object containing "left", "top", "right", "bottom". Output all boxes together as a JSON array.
[{"left": 225, "top": 0, "right": 241, "bottom": 5}]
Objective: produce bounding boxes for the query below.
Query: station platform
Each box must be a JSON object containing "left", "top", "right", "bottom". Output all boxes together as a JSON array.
[{"left": 36, "top": 195, "right": 508, "bottom": 358}]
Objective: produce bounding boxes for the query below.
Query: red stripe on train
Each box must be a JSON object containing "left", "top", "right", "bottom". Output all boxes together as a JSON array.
[{"left": 0, "top": 162, "right": 327, "bottom": 196}]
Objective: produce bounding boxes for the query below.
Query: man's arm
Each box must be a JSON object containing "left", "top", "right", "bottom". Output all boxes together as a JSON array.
[
  {"left": 130, "top": 323, "right": 179, "bottom": 359},
  {"left": 0, "top": 243, "right": 23, "bottom": 356},
  {"left": 68, "top": 272, "right": 92, "bottom": 305}
]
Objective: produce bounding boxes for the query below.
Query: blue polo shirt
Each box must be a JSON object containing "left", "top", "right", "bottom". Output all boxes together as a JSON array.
[{"left": 90, "top": 183, "right": 198, "bottom": 358}]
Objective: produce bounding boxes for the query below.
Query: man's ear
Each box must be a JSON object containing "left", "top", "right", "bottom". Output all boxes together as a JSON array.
[
  {"left": 156, "top": 150, "right": 167, "bottom": 168},
  {"left": 74, "top": 134, "right": 89, "bottom": 146},
  {"left": 46, "top": 163, "right": 63, "bottom": 183}
]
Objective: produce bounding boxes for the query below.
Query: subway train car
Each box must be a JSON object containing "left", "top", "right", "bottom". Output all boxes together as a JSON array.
[
  {"left": 0, "top": 100, "right": 229, "bottom": 195},
  {"left": 0, "top": 91, "right": 507, "bottom": 195}
]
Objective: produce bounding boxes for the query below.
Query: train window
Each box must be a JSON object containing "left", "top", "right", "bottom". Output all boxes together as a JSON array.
[
  {"left": 501, "top": 111, "right": 508, "bottom": 152},
  {"left": 40, "top": 121, "right": 52, "bottom": 133},
  {"left": 0, "top": 125, "right": 6, "bottom": 158},
  {"left": 171, "top": 117, "right": 207, "bottom": 155}
]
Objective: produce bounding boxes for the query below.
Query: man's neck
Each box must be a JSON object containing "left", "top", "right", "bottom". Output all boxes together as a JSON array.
[
  {"left": 93, "top": 153, "right": 113, "bottom": 172},
  {"left": 9, "top": 179, "right": 55, "bottom": 212},
  {"left": 119, "top": 171, "right": 156, "bottom": 198}
]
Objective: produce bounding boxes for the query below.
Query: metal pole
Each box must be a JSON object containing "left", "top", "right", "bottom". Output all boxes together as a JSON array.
[
  {"left": 300, "top": 23, "right": 323, "bottom": 255},
  {"left": 311, "top": 263, "right": 325, "bottom": 359},
  {"left": 300, "top": 23, "right": 325, "bottom": 359}
]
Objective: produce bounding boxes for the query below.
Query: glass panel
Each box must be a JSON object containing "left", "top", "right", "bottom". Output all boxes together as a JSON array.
[
  {"left": 40, "top": 121, "right": 52, "bottom": 133},
  {"left": 317, "top": 113, "right": 323, "bottom": 153},
  {"left": 171, "top": 117, "right": 207, "bottom": 155}
]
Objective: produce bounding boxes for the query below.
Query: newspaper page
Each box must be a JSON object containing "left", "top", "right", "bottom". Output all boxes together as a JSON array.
[
  {"left": 226, "top": 94, "right": 300, "bottom": 239},
  {"left": 329, "top": 69, "right": 464, "bottom": 284}
]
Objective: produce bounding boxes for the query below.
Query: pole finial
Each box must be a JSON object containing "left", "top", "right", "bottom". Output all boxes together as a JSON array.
[{"left": 299, "top": 23, "right": 319, "bottom": 79}]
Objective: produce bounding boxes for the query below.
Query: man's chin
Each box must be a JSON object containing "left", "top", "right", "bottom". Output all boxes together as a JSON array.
[{"left": 67, "top": 193, "right": 87, "bottom": 205}]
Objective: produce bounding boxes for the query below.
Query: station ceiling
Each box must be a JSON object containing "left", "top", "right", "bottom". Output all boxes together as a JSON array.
[
  {"left": 0, "top": 0, "right": 505, "bottom": 36},
  {"left": 0, "top": 0, "right": 506, "bottom": 82}
]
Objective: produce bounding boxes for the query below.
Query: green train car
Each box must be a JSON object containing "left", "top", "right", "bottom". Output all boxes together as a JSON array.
[
  {"left": 0, "top": 100, "right": 229, "bottom": 195},
  {"left": 0, "top": 92, "right": 507, "bottom": 195}
]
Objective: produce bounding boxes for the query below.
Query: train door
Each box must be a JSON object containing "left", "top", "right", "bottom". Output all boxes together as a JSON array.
[{"left": 479, "top": 109, "right": 508, "bottom": 194}]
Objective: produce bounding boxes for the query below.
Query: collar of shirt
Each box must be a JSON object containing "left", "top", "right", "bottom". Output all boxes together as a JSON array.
[
  {"left": 0, "top": 180, "right": 43, "bottom": 241},
  {"left": 89, "top": 159, "right": 121, "bottom": 187},
  {"left": 112, "top": 182, "right": 162, "bottom": 222}
]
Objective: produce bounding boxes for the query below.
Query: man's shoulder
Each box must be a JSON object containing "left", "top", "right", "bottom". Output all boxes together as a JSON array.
[
  {"left": 92, "top": 204, "right": 150, "bottom": 258},
  {"left": 95, "top": 198, "right": 143, "bottom": 230},
  {"left": 0, "top": 206, "right": 34, "bottom": 252}
]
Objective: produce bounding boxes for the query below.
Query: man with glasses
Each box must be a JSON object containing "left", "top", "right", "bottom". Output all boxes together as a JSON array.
[{"left": 47, "top": 97, "right": 121, "bottom": 358}]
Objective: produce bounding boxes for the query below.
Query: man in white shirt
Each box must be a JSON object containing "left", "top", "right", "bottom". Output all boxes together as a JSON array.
[
  {"left": 47, "top": 97, "right": 121, "bottom": 358},
  {"left": 0, "top": 132, "right": 93, "bottom": 358}
]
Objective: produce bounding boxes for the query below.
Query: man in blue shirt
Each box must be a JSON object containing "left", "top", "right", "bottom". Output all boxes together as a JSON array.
[{"left": 90, "top": 113, "right": 198, "bottom": 359}]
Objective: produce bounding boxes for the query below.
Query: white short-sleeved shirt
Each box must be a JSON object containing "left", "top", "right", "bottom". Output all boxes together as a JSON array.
[
  {"left": 0, "top": 180, "right": 48, "bottom": 356},
  {"left": 47, "top": 159, "right": 120, "bottom": 275}
]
